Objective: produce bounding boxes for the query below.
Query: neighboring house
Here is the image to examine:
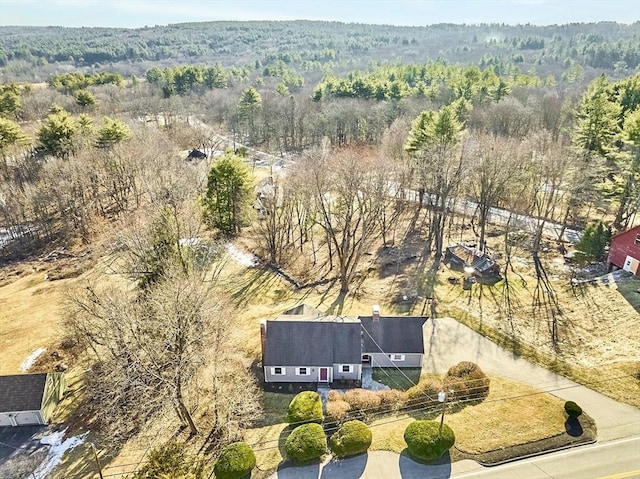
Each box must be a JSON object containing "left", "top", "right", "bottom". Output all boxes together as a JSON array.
[
  {"left": 607, "top": 225, "right": 640, "bottom": 276},
  {"left": 445, "top": 244, "right": 501, "bottom": 277},
  {"left": 261, "top": 305, "right": 428, "bottom": 385},
  {"left": 0, "top": 373, "right": 65, "bottom": 426},
  {"left": 253, "top": 176, "right": 283, "bottom": 219}
]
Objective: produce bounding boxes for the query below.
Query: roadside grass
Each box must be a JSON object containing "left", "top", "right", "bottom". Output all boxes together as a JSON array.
[
  {"left": 245, "top": 376, "right": 569, "bottom": 474},
  {"left": 243, "top": 391, "right": 294, "bottom": 476},
  {"left": 369, "top": 377, "right": 567, "bottom": 456}
]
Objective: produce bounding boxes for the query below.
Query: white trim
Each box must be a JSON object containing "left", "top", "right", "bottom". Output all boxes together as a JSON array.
[
  {"left": 339, "top": 364, "right": 353, "bottom": 373},
  {"left": 389, "top": 354, "right": 405, "bottom": 361},
  {"left": 296, "top": 367, "right": 310, "bottom": 376},
  {"left": 271, "top": 367, "right": 285, "bottom": 375}
]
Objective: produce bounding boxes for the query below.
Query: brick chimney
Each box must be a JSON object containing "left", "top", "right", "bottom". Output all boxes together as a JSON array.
[
  {"left": 372, "top": 304, "right": 380, "bottom": 322},
  {"left": 259, "top": 320, "right": 267, "bottom": 363}
]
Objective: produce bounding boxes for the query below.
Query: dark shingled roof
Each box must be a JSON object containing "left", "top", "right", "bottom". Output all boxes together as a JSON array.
[
  {"left": 0, "top": 374, "right": 47, "bottom": 412},
  {"left": 263, "top": 320, "right": 361, "bottom": 366},
  {"left": 360, "top": 316, "right": 427, "bottom": 354}
]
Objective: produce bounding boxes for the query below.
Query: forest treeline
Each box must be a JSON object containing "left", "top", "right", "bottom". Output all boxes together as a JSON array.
[{"left": 0, "top": 21, "right": 638, "bottom": 84}]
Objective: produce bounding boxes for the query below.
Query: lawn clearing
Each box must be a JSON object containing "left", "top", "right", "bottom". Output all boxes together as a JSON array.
[
  {"left": 372, "top": 368, "right": 422, "bottom": 390},
  {"left": 0, "top": 272, "right": 72, "bottom": 375},
  {"left": 368, "top": 376, "right": 567, "bottom": 455}
]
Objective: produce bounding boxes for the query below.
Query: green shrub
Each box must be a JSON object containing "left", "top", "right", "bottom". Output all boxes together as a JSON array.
[
  {"left": 213, "top": 442, "right": 256, "bottom": 479},
  {"left": 564, "top": 401, "right": 583, "bottom": 418},
  {"left": 287, "top": 391, "right": 323, "bottom": 424},
  {"left": 404, "top": 420, "right": 455, "bottom": 463},
  {"left": 405, "top": 379, "right": 442, "bottom": 408},
  {"left": 329, "top": 420, "right": 372, "bottom": 457},
  {"left": 133, "top": 441, "right": 204, "bottom": 479},
  {"left": 285, "top": 423, "right": 327, "bottom": 463},
  {"left": 444, "top": 361, "right": 490, "bottom": 401}
]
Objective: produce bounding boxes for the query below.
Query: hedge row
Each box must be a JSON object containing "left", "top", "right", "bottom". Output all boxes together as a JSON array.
[{"left": 326, "top": 362, "right": 490, "bottom": 423}]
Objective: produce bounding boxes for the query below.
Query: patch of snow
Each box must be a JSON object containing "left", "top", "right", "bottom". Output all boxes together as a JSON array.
[
  {"left": 28, "top": 429, "right": 88, "bottom": 479},
  {"left": 226, "top": 243, "right": 258, "bottom": 267},
  {"left": 20, "top": 348, "right": 47, "bottom": 371}
]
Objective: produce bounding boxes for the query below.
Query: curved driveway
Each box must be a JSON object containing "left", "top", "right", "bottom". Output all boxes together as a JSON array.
[{"left": 268, "top": 317, "right": 640, "bottom": 479}]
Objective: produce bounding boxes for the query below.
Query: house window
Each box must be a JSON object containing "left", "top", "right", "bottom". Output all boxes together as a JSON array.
[
  {"left": 636, "top": 234, "right": 640, "bottom": 245},
  {"left": 271, "top": 367, "right": 285, "bottom": 375},
  {"left": 296, "top": 367, "right": 309, "bottom": 376},
  {"left": 389, "top": 354, "right": 405, "bottom": 362},
  {"left": 340, "top": 365, "right": 353, "bottom": 373}
]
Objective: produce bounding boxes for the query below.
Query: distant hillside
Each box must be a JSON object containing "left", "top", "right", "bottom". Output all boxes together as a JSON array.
[{"left": 0, "top": 21, "right": 638, "bottom": 83}]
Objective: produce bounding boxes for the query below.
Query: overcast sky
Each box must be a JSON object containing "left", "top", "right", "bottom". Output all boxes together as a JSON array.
[{"left": 0, "top": 0, "right": 638, "bottom": 28}]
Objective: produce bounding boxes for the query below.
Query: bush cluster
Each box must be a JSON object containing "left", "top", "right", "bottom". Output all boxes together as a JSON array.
[
  {"left": 213, "top": 442, "right": 256, "bottom": 479},
  {"left": 133, "top": 441, "right": 204, "bottom": 479},
  {"left": 329, "top": 420, "right": 372, "bottom": 457},
  {"left": 404, "top": 420, "right": 455, "bottom": 463},
  {"left": 285, "top": 423, "right": 327, "bottom": 463},
  {"left": 443, "top": 361, "right": 490, "bottom": 401},
  {"left": 287, "top": 391, "right": 323, "bottom": 424},
  {"left": 564, "top": 401, "right": 583, "bottom": 418}
]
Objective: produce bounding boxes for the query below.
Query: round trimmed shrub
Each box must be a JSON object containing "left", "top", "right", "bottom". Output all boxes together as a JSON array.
[
  {"left": 564, "top": 401, "right": 583, "bottom": 418},
  {"left": 444, "top": 361, "right": 490, "bottom": 401},
  {"left": 285, "top": 423, "right": 327, "bottom": 463},
  {"left": 404, "top": 420, "right": 455, "bottom": 463},
  {"left": 287, "top": 391, "right": 323, "bottom": 424},
  {"left": 213, "top": 442, "right": 256, "bottom": 479},
  {"left": 329, "top": 420, "right": 372, "bottom": 457}
]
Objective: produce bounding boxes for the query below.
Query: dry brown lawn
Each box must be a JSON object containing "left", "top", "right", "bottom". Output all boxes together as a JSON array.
[
  {"left": 1, "top": 217, "right": 638, "bottom": 478},
  {"left": 0, "top": 272, "right": 72, "bottom": 375}
]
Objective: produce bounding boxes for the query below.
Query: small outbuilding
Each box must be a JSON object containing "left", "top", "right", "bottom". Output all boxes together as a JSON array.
[
  {"left": 607, "top": 225, "right": 640, "bottom": 276},
  {"left": 445, "top": 244, "right": 501, "bottom": 277},
  {"left": 0, "top": 373, "right": 65, "bottom": 426}
]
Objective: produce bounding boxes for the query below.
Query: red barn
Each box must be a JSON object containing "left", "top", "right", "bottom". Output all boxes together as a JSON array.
[{"left": 607, "top": 225, "right": 640, "bottom": 276}]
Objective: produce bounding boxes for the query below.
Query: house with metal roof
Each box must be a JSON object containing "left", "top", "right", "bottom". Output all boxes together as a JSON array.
[
  {"left": 260, "top": 305, "right": 427, "bottom": 385},
  {"left": 0, "top": 373, "right": 65, "bottom": 426}
]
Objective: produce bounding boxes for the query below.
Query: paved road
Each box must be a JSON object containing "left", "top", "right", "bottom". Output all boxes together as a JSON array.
[
  {"left": 270, "top": 437, "right": 640, "bottom": 479},
  {"left": 268, "top": 318, "right": 640, "bottom": 479}
]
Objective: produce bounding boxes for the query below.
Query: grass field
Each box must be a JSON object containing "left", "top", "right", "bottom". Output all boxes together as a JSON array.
[{"left": 1, "top": 227, "right": 638, "bottom": 478}]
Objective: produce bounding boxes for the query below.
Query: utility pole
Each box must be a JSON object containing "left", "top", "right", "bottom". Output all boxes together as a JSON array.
[
  {"left": 91, "top": 443, "right": 104, "bottom": 479},
  {"left": 438, "top": 391, "right": 449, "bottom": 437}
]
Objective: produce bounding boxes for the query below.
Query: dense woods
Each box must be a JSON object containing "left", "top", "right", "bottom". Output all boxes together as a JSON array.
[{"left": 1, "top": 19, "right": 639, "bottom": 476}]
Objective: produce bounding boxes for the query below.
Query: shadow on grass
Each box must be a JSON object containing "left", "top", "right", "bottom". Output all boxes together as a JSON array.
[
  {"left": 230, "top": 266, "right": 284, "bottom": 308},
  {"left": 399, "top": 448, "right": 452, "bottom": 478}
]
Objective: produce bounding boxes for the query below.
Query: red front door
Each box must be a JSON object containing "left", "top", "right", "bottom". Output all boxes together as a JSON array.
[{"left": 319, "top": 367, "right": 328, "bottom": 381}]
